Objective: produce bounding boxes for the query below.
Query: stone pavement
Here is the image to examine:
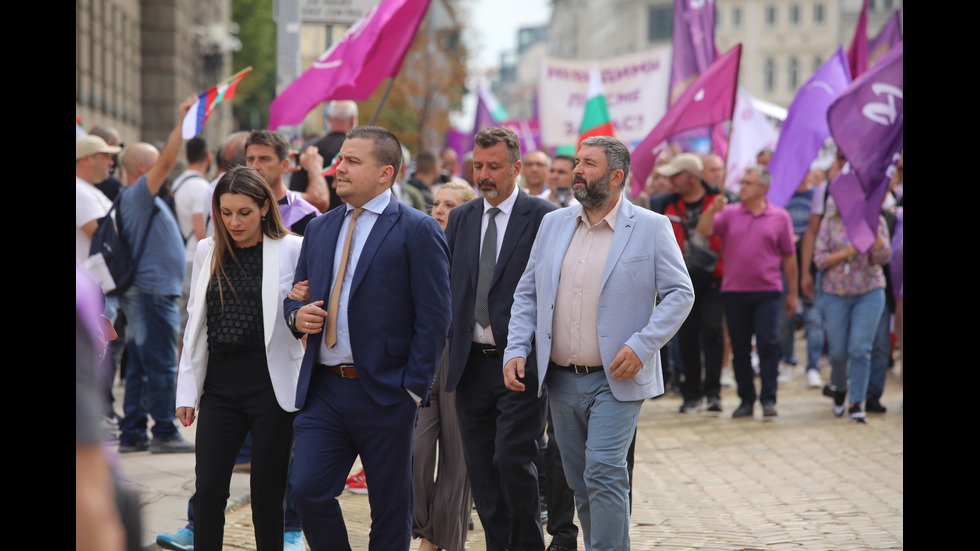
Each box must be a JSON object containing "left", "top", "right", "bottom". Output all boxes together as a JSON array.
[{"left": 117, "top": 342, "right": 903, "bottom": 550}]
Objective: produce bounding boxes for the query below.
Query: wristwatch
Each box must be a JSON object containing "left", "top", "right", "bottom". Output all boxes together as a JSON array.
[{"left": 288, "top": 309, "right": 298, "bottom": 331}]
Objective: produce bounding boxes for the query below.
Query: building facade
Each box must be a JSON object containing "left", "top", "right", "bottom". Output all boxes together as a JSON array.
[{"left": 76, "top": 0, "right": 235, "bottom": 147}]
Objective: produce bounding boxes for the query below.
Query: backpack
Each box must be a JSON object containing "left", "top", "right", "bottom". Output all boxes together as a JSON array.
[{"left": 86, "top": 194, "right": 158, "bottom": 296}]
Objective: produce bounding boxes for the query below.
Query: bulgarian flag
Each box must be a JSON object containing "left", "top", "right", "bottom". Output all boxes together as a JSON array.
[
  {"left": 182, "top": 67, "right": 252, "bottom": 139},
  {"left": 577, "top": 67, "right": 615, "bottom": 149},
  {"left": 320, "top": 152, "right": 342, "bottom": 177}
]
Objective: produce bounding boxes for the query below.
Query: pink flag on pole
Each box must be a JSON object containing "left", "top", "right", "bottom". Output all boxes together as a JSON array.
[
  {"left": 847, "top": 0, "right": 869, "bottom": 78},
  {"left": 268, "top": 0, "right": 431, "bottom": 130},
  {"left": 630, "top": 43, "right": 742, "bottom": 198}
]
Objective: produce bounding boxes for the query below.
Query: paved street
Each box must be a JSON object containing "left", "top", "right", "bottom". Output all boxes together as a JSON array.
[{"left": 119, "top": 338, "right": 903, "bottom": 550}]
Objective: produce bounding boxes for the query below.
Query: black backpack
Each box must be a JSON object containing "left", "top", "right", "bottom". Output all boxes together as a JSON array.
[{"left": 88, "top": 194, "right": 158, "bottom": 296}]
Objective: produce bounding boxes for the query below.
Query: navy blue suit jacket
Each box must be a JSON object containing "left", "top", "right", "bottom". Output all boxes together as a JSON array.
[
  {"left": 284, "top": 195, "right": 451, "bottom": 409},
  {"left": 443, "top": 190, "right": 557, "bottom": 392}
]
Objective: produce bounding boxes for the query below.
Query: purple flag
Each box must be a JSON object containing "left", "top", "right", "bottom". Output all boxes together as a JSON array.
[
  {"left": 766, "top": 48, "right": 851, "bottom": 208},
  {"left": 669, "top": 0, "right": 717, "bottom": 104},
  {"left": 631, "top": 44, "right": 741, "bottom": 198},
  {"left": 869, "top": 11, "right": 902, "bottom": 67},
  {"left": 668, "top": 0, "right": 719, "bottom": 148},
  {"left": 269, "top": 0, "right": 431, "bottom": 130},
  {"left": 848, "top": 0, "right": 869, "bottom": 78},
  {"left": 475, "top": 81, "right": 509, "bottom": 132},
  {"left": 828, "top": 42, "right": 903, "bottom": 253},
  {"left": 445, "top": 128, "right": 472, "bottom": 171}
]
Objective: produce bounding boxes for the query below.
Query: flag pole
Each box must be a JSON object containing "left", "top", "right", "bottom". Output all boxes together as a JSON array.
[
  {"left": 720, "top": 48, "right": 742, "bottom": 193},
  {"left": 369, "top": 78, "right": 396, "bottom": 125},
  {"left": 218, "top": 66, "right": 253, "bottom": 87}
]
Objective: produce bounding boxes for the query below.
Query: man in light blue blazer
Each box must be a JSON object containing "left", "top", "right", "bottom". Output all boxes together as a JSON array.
[{"left": 503, "top": 136, "right": 694, "bottom": 551}]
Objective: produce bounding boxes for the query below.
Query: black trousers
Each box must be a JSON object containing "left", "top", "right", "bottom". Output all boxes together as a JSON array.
[
  {"left": 194, "top": 349, "right": 294, "bottom": 551},
  {"left": 455, "top": 347, "right": 547, "bottom": 551},
  {"left": 680, "top": 275, "right": 725, "bottom": 402}
]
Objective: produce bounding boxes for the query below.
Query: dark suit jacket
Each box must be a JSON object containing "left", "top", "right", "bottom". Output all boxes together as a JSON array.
[
  {"left": 284, "top": 195, "right": 451, "bottom": 409},
  {"left": 443, "top": 190, "right": 557, "bottom": 392}
]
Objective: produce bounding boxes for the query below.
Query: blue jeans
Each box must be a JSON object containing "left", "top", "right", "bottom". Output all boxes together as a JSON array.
[
  {"left": 547, "top": 369, "right": 641, "bottom": 551},
  {"left": 722, "top": 291, "right": 782, "bottom": 405},
  {"left": 868, "top": 303, "right": 891, "bottom": 399},
  {"left": 119, "top": 289, "right": 180, "bottom": 444},
  {"left": 777, "top": 273, "right": 799, "bottom": 365},
  {"left": 804, "top": 271, "right": 826, "bottom": 372},
  {"left": 822, "top": 289, "right": 885, "bottom": 405}
]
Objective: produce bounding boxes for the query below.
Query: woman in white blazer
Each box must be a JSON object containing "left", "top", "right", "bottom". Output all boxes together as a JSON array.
[{"left": 176, "top": 166, "right": 304, "bottom": 551}]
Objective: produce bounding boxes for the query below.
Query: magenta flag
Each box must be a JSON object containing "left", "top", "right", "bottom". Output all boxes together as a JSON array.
[
  {"left": 766, "top": 48, "right": 851, "bottom": 208},
  {"left": 630, "top": 43, "right": 741, "bottom": 198},
  {"left": 869, "top": 11, "right": 902, "bottom": 67},
  {"left": 268, "top": 0, "right": 431, "bottom": 130},
  {"left": 502, "top": 119, "right": 541, "bottom": 156},
  {"left": 828, "top": 42, "right": 903, "bottom": 253},
  {"left": 848, "top": 0, "right": 869, "bottom": 78}
]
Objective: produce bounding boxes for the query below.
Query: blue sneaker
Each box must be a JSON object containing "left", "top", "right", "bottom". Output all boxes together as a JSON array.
[
  {"left": 156, "top": 527, "right": 194, "bottom": 551},
  {"left": 284, "top": 530, "right": 304, "bottom": 551}
]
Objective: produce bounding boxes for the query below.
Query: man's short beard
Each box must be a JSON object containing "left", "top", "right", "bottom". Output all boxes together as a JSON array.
[
  {"left": 574, "top": 171, "right": 612, "bottom": 211},
  {"left": 478, "top": 178, "right": 498, "bottom": 200}
]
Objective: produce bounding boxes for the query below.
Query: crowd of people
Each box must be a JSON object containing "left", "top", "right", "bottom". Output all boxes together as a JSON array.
[{"left": 76, "top": 96, "right": 903, "bottom": 551}]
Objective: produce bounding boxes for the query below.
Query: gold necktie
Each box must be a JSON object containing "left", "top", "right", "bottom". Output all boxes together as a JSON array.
[{"left": 325, "top": 208, "right": 363, "bottom": 349}]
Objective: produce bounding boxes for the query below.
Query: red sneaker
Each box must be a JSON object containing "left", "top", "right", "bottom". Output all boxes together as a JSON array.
[{"left": 345, "top": 468, "right": 368, "bottom": 494}]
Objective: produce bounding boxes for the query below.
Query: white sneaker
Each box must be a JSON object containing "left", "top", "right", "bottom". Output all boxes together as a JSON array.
[
  {"left": 720, "top": 367, "right": 735, "bottom": 387},
  {"left": 778, "top": 365, "right": 794, "bottom": 383},
  {"left": 806, "top": 369, "right": 823, "bottom": 388}
]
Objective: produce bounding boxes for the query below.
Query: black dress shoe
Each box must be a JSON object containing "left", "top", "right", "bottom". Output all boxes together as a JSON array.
[
  {"left": 866, "top": 396, "right": 887, "bottom": 413},
  {"left": 546, "top": 543, "right": 576, "bottom": 551},
  {"left": 731, "top": 402, "right": 754, "bottom": 418}
]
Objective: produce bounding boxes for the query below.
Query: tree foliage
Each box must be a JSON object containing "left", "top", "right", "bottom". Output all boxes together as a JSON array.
[{"left": 231, "top": 0, "right": 276, "bottom": 130}]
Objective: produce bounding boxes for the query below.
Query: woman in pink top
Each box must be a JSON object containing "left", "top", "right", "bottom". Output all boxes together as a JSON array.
[{"left": 814, "top": 200, "right": 890, "bottom": 423}]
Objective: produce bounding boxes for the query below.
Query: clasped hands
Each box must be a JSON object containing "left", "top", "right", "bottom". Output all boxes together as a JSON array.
[{"left": 288, "top": 281, "right": 326, "bottom": 335}]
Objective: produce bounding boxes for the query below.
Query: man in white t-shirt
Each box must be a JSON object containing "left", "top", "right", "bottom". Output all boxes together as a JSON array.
[
  {"left": 172, "top": 136, "right": 212, "bottom": 341},
  {"left": 76, "top": 135, "right": 122, "bottom": 267}
]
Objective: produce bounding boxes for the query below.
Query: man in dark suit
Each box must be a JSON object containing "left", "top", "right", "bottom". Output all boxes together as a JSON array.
[
  {"left": 444, "top": 127, "right": 557, "bottom": 551},
  {"left": 284, "top": 126, "right": 451, "bottom": 551}
]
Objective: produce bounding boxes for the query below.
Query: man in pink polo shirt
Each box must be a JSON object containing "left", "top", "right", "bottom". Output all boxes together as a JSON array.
[{"left": 697, "top": 165, "right": 797, "bottom": 419}]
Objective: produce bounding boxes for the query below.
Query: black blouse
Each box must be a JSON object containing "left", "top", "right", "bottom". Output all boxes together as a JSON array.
[{"left": 206, "top": 241, "right": 264, "bottom": 354}]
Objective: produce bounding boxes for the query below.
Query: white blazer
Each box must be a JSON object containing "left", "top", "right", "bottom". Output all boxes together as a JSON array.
[{"left": 177, "top": 235, "right": 304, "bottom": 412}]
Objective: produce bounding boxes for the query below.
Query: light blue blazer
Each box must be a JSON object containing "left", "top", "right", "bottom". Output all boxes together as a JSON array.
[
  {"left": 503, "top": 195, "right": 695, "bottom": 401},
  {"left": 177, "top": 235, "right": 305, "bottom": 412}
]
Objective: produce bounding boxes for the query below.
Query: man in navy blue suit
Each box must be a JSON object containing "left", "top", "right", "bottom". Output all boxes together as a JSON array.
[
  {"left": 284, "top": 126, "right": 451, "bottom": 551},
  {"left": 444, "top": 127, "right": 557, "bottom": 551}
]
